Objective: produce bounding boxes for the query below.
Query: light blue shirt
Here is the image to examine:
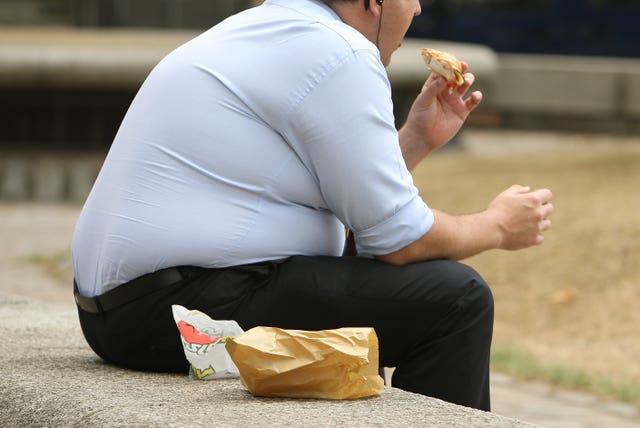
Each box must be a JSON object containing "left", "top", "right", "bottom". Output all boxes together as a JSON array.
[{"left": 72, "top": 0, "right": 434, "bottom": 296}]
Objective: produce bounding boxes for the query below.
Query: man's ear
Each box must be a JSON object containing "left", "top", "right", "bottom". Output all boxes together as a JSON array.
[{"left": 368, "top": 0, "right": 383, "bottom": 17}]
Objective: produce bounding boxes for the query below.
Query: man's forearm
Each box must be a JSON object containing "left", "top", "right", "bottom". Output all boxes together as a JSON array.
[{"left": 377, "top": 209, "right": 501, "bottom": 265}]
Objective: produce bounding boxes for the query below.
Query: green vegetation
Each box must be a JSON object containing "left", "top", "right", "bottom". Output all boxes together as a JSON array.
[
  {"left": 24, "top": 250, "right": 71, "bottom": 281},
  {"left": 492, "top": 345, "right": 640, "bottom": 407}
]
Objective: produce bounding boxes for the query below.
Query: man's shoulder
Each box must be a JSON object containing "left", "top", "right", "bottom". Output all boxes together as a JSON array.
[{"left": 315, "top": 18, "right": 375, "bottom": 54}]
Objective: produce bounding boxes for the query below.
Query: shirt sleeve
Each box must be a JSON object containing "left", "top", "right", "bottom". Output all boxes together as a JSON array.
[{"left": 281, "top": 49, "right": 434, "bottom": 256}]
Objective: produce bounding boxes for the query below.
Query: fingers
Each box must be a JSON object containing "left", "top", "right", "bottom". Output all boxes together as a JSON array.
[
  {"left": 524, "top": 188, "right": 554, "bottom": 223},
  {"left": 458, "top": 72, "right": 475, "bottom": 94},
  {"left": 507, "top": 185, "right": 554, "bottom": 247},
  {"left": 424, "top": 70, "right": 473, "bottom": 96},
  {"left": 539, "top": 217, "right": 552, "bottom": 233},
  {"left": 510, "top": 185, "right": 553, "bottom": 203},
  {"left": 419, "top": 74, "right": 446, "bottom": 103},
  {"left": 417, "top": 67, "right": 483, "bottom": 118},
  {"left": 532, "top": 187, "right": 553, "bottom": 202},
  {"left": 464, "top": 90, "right": 483, "bottom": 112},
  {"left": 426, "top": 71, "right": 441, "bottom": 85},
  {"left": 535, "top": 192, "right": 553, "bottom": 244},
  {"left": 491, "top": 183, "right": 555, "bottom": 250},
  {"left": 533, "top": 215, "right": 552, "bottom": 246}
]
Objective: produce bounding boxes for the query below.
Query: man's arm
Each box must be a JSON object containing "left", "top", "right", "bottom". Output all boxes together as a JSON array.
[
  {"left": 384, "top": 67, "right": 553, "bottom": 264},
  {"left": 377, "top": 185, "right": 554, "bottom": 265}
]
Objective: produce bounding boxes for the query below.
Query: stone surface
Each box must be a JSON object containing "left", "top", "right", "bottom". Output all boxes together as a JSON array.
[{"left": 0, "top": 292, "right": 531, "bottom": 427}]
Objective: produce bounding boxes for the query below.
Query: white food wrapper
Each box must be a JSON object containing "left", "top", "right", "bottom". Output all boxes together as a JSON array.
[{"left": 171, "top": 304, "right": 244, "bottom": 380}]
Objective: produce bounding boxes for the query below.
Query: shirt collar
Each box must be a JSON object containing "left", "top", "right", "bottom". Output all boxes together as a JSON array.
[{"left": 264, "top": 0, "right": 343, "bottom": 23}]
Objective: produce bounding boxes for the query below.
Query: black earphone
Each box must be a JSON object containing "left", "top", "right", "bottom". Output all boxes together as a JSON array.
[{"left": 363, "top": 0, "right": 384, "bottom": 48}]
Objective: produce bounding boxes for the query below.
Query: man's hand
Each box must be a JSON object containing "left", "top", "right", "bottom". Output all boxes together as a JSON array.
[
  {"left": 487, "top": 185, "right": 554, "bottom": 250},
  {"left": 399, "top": 63, "right": 482, "bottom": 171}
]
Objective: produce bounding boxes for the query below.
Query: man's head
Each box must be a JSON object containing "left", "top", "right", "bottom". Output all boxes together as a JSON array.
[{"left": 324, "top": 0, "right": 422, "bottom": 66}]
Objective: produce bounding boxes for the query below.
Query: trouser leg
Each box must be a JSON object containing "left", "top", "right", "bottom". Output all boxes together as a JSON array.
[
  {"left": 386, "top": 264, "right": 494, "bottom": 411},
  {"left": 230, "top": 256, "right": 494, "bottom": 410},
  {"left": 76, "top": 267, "right": 260, "bottom": 372},
  {"left": 76, "top": 256, "right": 493, "bottom": 410}
]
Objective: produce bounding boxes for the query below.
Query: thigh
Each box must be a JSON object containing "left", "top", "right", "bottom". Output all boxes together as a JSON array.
[
  {"left": 79, "top": 266, "right": 268, "bottom": 372},
  {"left": 231, "top": 255, "right": 490, "bottom": 367},
  {"left": 80, "top": 257, "right": 489, "bottom": 372}
]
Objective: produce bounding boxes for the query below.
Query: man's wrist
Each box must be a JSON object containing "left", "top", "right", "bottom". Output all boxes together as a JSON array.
[
  {"left": 398, "top": 127, "right": 432, "bottom": 171},
  {"left": 477, "top": 209, "right": 504, "bottom": 251}
]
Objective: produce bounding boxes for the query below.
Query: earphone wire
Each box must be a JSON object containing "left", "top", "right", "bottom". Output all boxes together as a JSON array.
[{"left": 376, "top": 1, "right": 382, "bottom": 48}]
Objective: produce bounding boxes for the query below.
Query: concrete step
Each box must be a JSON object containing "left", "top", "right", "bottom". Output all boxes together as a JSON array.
[{"left": 0, "top": 291, "right": 534, "bottom": 427}]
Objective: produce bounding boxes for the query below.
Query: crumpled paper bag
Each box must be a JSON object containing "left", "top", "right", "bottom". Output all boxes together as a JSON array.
[
  {"left": 226, "top": 326, "right": 384, "bottom": 399},
  {"left": 172, "top": 305, "right": 244, "bottom": 380}
]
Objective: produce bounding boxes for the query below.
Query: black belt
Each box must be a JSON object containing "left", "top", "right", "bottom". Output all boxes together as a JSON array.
[{"left": 74, "top": 266, "right": 202, "bottom": 314}]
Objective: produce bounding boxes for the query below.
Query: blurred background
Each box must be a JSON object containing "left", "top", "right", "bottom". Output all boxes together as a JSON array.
[
  {"left": 1, "top": 0, "right": 639, "bottom": 201},
  {"left": 0, "top": 1, "right": 639, "bottom": 424}
]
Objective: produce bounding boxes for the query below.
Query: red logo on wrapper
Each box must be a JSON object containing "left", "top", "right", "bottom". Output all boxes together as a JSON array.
[
  {"left": 177, "top": 320, "right": 220, "bottom": 345},
  {"left": 171, "top": 305, "right": 244, "bottom": 380}
]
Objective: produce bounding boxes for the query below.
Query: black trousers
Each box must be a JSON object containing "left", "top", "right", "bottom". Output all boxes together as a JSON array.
[{"left": 77, "top": 256, "right": 494, "bottom": 410}]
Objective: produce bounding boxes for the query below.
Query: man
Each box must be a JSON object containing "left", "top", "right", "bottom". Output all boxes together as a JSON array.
[{"left": 72, "top": 0, "right": 553, "bottom": 411}]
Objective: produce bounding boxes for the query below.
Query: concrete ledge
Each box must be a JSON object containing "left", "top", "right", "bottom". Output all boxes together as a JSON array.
[
  {"left": 0, "top": 27, "right": 497, "bottom": 90},
  {"left": 494, "top": 53, "right": 640, "bottom": 118},
  {"left": 0, "top": 27, "right": 195, "bottom": 89},
  {"left": 0, "top": 292, "right": 533, "bottom": 427},
  {"left": 2, "top": 27, "right": 640, "bottom": 135}
]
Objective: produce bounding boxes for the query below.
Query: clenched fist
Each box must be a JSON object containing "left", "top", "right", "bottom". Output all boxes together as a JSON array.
[{"left": 487, "top": 185, "right": 554, "bottom": 251}]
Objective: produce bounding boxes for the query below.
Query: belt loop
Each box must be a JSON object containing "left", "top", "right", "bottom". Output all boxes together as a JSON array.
[
  {"left": 176, "top": 266, "right": 195, "bottom": 280},
  {"left": 94, "top": 297, "right": 105, "bottom": 315}
]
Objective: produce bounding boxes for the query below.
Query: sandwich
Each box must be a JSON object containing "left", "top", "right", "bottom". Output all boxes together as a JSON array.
[{"left": 421, "top": 48, "right": 465, "bottom": 87}]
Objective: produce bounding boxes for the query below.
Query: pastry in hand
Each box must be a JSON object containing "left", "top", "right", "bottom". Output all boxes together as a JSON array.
[{"left": 421, "top": 48, "right": 465, "bottom": 87}]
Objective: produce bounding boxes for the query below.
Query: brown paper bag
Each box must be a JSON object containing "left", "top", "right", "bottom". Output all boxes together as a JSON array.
[{"left": 226, "top": 326, "right": 384, "bottom": 400}]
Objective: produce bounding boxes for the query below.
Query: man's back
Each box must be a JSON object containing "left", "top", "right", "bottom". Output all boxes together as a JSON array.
[{"left": 72, "top": 0, "right": 426, "bottom": 296}]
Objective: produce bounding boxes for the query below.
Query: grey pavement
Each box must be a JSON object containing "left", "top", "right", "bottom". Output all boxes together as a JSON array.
[{"left": 1, "top": 130, "right": 640, "bottom": 427}]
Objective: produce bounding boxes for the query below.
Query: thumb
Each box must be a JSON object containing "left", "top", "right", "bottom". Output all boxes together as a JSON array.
[{"left": 418, "top": 75, "right": 446, "bottom": 104}]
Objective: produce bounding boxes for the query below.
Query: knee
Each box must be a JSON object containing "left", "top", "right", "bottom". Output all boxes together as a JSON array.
[
  {"left": 454, "top": 264, "right": 494, "bottom": 325},
  {"left": 436, "top": 261, "right": 494, "bottom": 323},
  {"left": 465, "top": 269, "right": 493, "bottom": 317}
]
